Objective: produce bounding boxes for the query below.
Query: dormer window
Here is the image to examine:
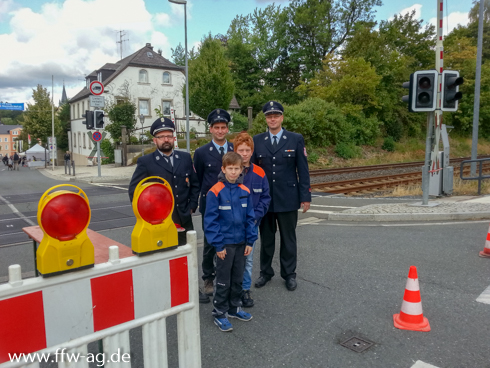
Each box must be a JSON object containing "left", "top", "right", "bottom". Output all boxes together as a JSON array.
[
  {"left": 139, "top": 69, "right": 148, "bottom": 83},
  {"left": 97, "top": 72, "right": 102, "bottom": 82},
  {"left": 86, "top": 79, "right": 90, "bottom": 89},
  {"left": 162, "top": 72, "right": 170, "bottom": 84},
  {"left": 147, "top": 52, "right": 153, "bottom": 58}
]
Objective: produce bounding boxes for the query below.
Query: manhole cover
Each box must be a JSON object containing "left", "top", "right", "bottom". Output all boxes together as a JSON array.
[{"left": 340, "top": 336, "right": 374, "bottom": 353}]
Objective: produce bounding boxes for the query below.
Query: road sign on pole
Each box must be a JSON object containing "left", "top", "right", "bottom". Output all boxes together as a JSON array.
[
  {"left": 89, "top": 95, "right": 105, "bottom": 108},
  {"left": 92, "top": 131, "right": 102, "bottom": 142},
  {"left": 89, "top": 81, "right": 104, "bottom": 96}
]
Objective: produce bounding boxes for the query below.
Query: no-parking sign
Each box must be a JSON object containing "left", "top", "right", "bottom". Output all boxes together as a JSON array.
[
  {"left": 92, "top": 131, "right": 102, "bottom": 142},
  {"left": 89, "top": 81, "right": 104, "bottom": 96}
]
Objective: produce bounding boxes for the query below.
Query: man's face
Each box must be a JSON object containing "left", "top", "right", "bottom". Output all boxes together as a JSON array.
[
  {"left": 236, "top": 143, "right": 253, "bottom": 166},
  {"left": 265, "top": 113, "right": 283, "bottom": 131},
  {"left": 153, "top": 131, "right": 174, "bottom": 152},
  {"left": 209, "top": 122, "right": 229, "bottom": 142},
  {"left": 221, "top": 164, "right": 243, "bottom": 183}
]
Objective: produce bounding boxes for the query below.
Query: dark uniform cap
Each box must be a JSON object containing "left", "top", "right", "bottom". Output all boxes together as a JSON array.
[
  {"left": 150, "top": 117, "right": 175, "bottom": 136},
  {"left": 207, "top": 109, "right": 230, "bottom": 125},
  {"left": 262, "top": 101, "right": 284, "bottom": 116}
]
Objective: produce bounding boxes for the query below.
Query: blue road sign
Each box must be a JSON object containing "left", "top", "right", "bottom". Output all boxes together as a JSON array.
[{"left": 0, "top": 103, "right": 24, "bottom": 111}]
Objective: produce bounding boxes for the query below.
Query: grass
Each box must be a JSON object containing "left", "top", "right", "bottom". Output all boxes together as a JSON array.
[{"left": 380, "top": 177, "right": 490, "bottom": 197}]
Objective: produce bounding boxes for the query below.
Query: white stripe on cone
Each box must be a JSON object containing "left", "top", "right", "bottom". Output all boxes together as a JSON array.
[
  {"left": 405, "top": 278, "right": 420, "bottom": 291},
  {"left": 400, "top": 300, "right": 424, "bottom": 316}
]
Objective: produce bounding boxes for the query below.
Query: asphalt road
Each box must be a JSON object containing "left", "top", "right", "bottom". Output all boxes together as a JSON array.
[{"left": 1, "top": 167, "right": 489, "bottom": 367}]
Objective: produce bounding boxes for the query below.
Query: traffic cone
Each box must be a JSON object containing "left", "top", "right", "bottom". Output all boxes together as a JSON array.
[
  {"left": 479, "top": 224, "right": 490, "bottom": 258},
  {"left": 393, "top": 266, "right": 430, "bottom": 332}
]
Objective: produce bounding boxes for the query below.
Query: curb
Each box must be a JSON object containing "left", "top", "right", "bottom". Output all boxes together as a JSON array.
[{"left": 327, "top": 212, "right": 490, "bottom": 222}]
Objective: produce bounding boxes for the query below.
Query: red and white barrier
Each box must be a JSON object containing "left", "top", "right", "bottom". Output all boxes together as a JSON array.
[{"left": 0, "top": 231, "right": 201, "bottom": 368}]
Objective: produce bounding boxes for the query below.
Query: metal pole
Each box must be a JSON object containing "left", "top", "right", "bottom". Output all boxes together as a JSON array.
[
  {"left": 471, "top": 0, "right": 485, "bottom": 176},
  {"left": 422, "top": 113, "right": 434, "bottom": 205},
  {"left": 184, "top": 3, "right": 190, "bottom": 153},
  {"left": 97, "top": 141, "right": 101, "bottom": 177},
  {"left": 51, "top": 75, "right": 55, "bottom": 171}
]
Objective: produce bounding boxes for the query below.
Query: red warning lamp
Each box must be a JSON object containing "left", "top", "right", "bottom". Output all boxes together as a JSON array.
[
  {"left": 37, "top": 185, "right": 94, "bottom": 276},
  {"left": 131, "top": 176, "right": 178, "bottom": 254}
]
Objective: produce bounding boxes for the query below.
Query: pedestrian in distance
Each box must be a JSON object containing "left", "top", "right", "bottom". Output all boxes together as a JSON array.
[
  {"left": 252, "top": 101, "right": 311, "bottom": 291},
  {"left": 193, "top": 109, "right": 234, "bottom": 301},
  {"left": 234, "top": 132, "right": 271, "bottom": 308},
  {"left": 204, "top": 152, "right": 257, "bottom": 332},
  {"left": 13, "top": 151, "right": 20, "bottom": 171},
  {"left": 128, "top": 117, "right": 208, "bottom": 304}
]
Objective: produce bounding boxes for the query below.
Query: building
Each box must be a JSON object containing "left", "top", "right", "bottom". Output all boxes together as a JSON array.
[
  {"left": 69, "top": 43, "right": 199, "bottom": 165},
  {"left": 0, "top": 124, "right": 23, "bottom": 158}
]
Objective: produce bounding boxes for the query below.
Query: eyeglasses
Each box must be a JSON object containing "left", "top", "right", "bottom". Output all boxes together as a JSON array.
[{"left": 154, "top": 135, "right": 174, "bottom": 140}]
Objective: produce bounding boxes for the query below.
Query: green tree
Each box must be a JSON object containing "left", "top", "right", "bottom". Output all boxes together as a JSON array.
[
  {"left": 56, "top": 103, "right": 70, "bottom": 151},
  {"left": 104, "top": 98, "right": 137, "bottom": 143},
  {"left": 170, "top": 42, "right": 199, "bottom": 66},
  {"left": 187, "top": 34, "right": 235, "bottom": 119}
]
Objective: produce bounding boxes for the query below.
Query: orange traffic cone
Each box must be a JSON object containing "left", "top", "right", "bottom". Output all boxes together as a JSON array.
[
  {"left": 393, "top": 266, "right": 430, "bottom": 332},
  {"left": 479, "top": 224, "right": 490, "bottom": 258}
]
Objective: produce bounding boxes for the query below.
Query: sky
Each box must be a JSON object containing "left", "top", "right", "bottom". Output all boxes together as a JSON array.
[{"left": 0, "top": 0, "right": 474, "bottom": 106}]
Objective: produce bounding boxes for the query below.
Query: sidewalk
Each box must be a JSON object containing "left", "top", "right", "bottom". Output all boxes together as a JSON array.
[{"left": 37, "top": 164, "right": 490, "bottom": 222}]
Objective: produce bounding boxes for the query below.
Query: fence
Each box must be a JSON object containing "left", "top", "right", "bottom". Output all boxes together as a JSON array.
[
  {"left": 0, "top": 231, "right": 201, "bottom": 368},
  {"left": 459, "top": 158, "right": 490, "bottom": 195}
]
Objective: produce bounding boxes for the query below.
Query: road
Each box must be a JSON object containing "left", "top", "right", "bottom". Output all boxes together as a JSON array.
[{"left": 0, "top": 167, "right": 489, "bottom": 367}]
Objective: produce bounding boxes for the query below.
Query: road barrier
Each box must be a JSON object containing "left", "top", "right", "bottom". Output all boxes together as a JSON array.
[{"left": 0, "top": 231, "right": 201, "bottom": 368}]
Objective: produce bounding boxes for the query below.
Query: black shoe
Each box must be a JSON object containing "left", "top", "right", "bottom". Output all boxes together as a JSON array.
[
  {"left": 204, "top": 279, "right": 214, "bottom": 296},
  {"left": 255, "top": 276, "right": 271, "bottom": 288},
  {"left": 286, "top": 278, "right": 297, "bottom": 291},
  {"left": 199, "top": 289, "right": 210, "bottom": 303},
  {"left": 242, "top": 290, "right": 254, "bottom": 308}
]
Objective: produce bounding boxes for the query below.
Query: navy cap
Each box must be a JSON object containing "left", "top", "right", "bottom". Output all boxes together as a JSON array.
[
  {"left": 150, "top": 117, "right": 175, "bottom": 136},
  {"left": 207, "top": 109, "right": 230, "bottom": 126},
  {"left": 262, "top": 101, "right": 284, "bottom": 116}
]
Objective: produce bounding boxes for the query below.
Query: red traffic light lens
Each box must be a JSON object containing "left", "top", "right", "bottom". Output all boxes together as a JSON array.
[
  {"left": 138, "top": 184, "right": 173, "bottom": 224},
  {"left": 41, "top": 193, "right": 90, "bottom": 241}
]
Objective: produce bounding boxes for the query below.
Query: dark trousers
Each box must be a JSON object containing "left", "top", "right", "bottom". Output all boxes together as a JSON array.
[
  {"left": 259, "top": 210, "right": 298, "bottom": 280},
  {"left": 177, "top": 215, "right": 194, "bottom": 246},
  {"left": 213, "top": 243, "right": 246, "bottom": 316},
  {"left": 201, "top": 201, "right": 216, "bottom": 281}
]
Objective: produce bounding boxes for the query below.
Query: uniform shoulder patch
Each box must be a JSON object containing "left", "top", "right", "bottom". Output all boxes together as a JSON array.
[
  {"left": 238, "top": 184, "right": 250, "bottom": 194},
  {"left": 252, "top": 164, "right": 265, "bottom": 178},
  {"left": 209, "top": 182, "right": 225, "bottom": 197}
]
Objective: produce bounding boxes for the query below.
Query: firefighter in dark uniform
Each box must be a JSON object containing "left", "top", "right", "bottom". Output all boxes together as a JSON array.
[
  {"left": 193, "top": 109, "right": 234, "bottom": 299},
  {"left": 128, "top": 118, "right": 208, "bottom": 303},
  {"left": 252, "top": 101, "right": 311, "bottom": 291}
]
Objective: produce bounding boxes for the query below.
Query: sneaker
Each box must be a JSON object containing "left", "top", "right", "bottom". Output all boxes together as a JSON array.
[
  {"left": 204, "top": 279, "right": 214, "bottom": 296},
  {"left": 242, "top": 290, "right": 254, "bottom": 308},
  {"left": 228, "top": 307, "right": 253, "bottom": 322},
  {"left": 214, "top": 317, "right": 233, "bottom": 332}
]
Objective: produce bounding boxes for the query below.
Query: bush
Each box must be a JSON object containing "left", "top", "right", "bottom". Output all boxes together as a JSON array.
[
  {"left": 100, "top": 139, "right": 115, "bottom": 164},
  {"left": 230, "top": 112, "right": 249, "bottom": 132},
  {"left": 382, "top": 136, "right": 396, "bottom": 152},
  {"left": 335, "top": 142, "right": 361, "bottom": 159},
  {"left": 307, "top": 150, "right": 319, "bottom": 164}
]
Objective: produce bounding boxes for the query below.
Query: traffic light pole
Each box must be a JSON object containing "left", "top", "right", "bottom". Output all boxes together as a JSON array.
[
  {"left": 422, "top": 113, "right": 435, "bottom": 205},
  {"left": 97, "top": 140, "right": 101, "bottom": 177}
]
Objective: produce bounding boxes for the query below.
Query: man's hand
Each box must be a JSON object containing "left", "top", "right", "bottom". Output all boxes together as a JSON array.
[
  {"left": 244, "top": 246, "right": 253, "bottom": 256},
  {"left": 217, "top": 249, "right": 227, "bottom": 260},
  {"left": 301, "top": 202, "right": 310, "bottom": 213}
]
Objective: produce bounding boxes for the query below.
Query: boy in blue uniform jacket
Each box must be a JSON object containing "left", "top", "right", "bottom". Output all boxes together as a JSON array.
[
  {"left": 234, "top": 132, "right": 271, "bottom": 308},
  {"left": 204, "top": 152, "right": 258, "bottom": 332}
]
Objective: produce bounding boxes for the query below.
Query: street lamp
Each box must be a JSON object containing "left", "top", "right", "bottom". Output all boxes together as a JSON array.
[
  {"left": 139, "top": 114, "right": 145, "bottom": 157},
  {"left": 168, "top": 0, "right": 190, "bottom": 153}
]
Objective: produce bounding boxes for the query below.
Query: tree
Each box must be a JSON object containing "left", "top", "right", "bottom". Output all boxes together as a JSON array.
[
  {"left": 104, "top": 98, "right": 137, "bottom": 142},
  {"left": 56, "top": 102, "right": 70, "bottom": 151},
  {"left": 186, "top": 35, "right": 235, "bottom": 121},
  {"left": 20, "top": 85, "right": 60, "bottom": 148},
  {"left": 171, "top": 43, "right": 199, "bottom": 66}
]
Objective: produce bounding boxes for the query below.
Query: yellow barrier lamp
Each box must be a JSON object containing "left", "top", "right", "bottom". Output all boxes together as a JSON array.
[
  {"left": 131, "top": 176, "right": 178, "bottom": 255},
  {"left": 37, "top": 185, "right": 94, "bottom": 276}
]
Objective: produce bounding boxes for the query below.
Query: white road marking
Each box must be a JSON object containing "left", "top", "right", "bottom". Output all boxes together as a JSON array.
[
  {"left": 0, "top": 194, "right": 35, "bottom": 226},
  {"left": 303, "top": 209, "right": 334, "bottom": 214},
  {"left": 411, "top": 361, "right": 439, "bottom": 368},
  {"left": 297, "top": 217, "right": 325, "bottom": 226},
  {"left": 317, "top": 220, "right": 490, "bottom": 227},
  {"left": 310, "top": 204, "right": 356, "bottom": 209},
  {"left": 90, "top": 183, "right": 127, "bottom": 190},
  {"left": 476, "top": 285, "right": 490, "bottom": 304}
]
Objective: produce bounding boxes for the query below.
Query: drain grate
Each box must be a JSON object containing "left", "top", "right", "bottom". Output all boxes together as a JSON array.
[{"left": 340, "top": 336, "right": 374, "bottom": 353}]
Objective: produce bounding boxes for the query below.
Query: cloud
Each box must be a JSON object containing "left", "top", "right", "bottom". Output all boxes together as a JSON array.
[
  {"left": 429, "top": 11, "right": 470, "bottom": 36},
  {"left": 255, "top": 0, "right": 288, "bottom": 3},
  {"left": 0, "top": 0, "right": 14, "bottom": 21},
  {"left": 0, "top": 0, "right": 175, "bottom": 104},
  {"left": 390, "top": 4, "right": 422, "bottom": 21}
]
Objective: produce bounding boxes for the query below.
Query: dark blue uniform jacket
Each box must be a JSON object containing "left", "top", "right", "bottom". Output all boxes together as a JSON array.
[
  {"left": 252, "top": 129, "right": 311, "bottom": 212},
  {"left": 128, "top": 150, "right": 200, "bottom": 226},
  {"left": 193, "top": 141, "right": 234, "bottom": 213},
  {"left": 204, "top": 172, "right": 258, "bottom": 252},
  {"left": 243, "top": 163, "right": 271, "bottom": 225}
]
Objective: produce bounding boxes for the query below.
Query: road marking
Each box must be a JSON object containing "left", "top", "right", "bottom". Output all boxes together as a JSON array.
[
  {"left": 0, "top": 194, "right": 35, "bottom": 226},
  {"left": 476, "top": 285, "right": 490, "bottom": 304},
  {"left": 91, "top": 183, "right": 128, "bottom": 190},
  {"left": 303, "top": 209, "right": 334, "bottom": 214},
  {"left": 298, "top": 217, "right": 325, "bottom": 226},
  {"left": 316, "top": 220, "right": 490, "bottom": 227},
  {"left": 411, "top": 361, "right": 439, "bottom": 368},
  {"left": 310, "top": 204, "right": 356, "bottom": 209}
]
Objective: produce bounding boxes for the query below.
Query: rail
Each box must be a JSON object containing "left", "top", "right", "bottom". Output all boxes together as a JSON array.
[{"left": 459, "top": 158, "right": 490, "bottom": 195}]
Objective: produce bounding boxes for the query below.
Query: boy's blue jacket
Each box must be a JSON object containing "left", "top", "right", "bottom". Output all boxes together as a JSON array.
[
  {"left": 204, "top": 172, "right": 258, "bottom": 252},
  {"left": 243, "top": 163, "right": 271, "bottom": 225}
]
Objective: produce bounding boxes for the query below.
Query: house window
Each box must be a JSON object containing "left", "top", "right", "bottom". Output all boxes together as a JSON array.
[
  {"left": 77, "top": 103, "right": 80, "bottom": 118},
  {"left": 4, "top": 138, "right": 7, "bottom": 142},
  {"left": 4, "top": 145, "right": 7, "bottom": 150},
  {"left": 162, "top": 72, "right": 170, "bottom": 84},
  {"left": 88, "top": 137, "right": 92, "bottom": 149},
  {"left": 78, "top": 133, "right": 81, "bottom": 148},
  {"left": 83, "top": 133, "right": 86, "bottom": 148},
  {"left": 97, "top": 72, "right": 102, "bottom": 82},
  {"left": 71, "top": 105, "right": 75, "bottom": 119},
  {"left": 162, "top": 101, "right": 171, "bottom": 116},
  {"left": 73, "top": 132, "right": 76, "bottom": 147},
  {"left": 139, "top": 69, "right": 148, "bottom": 83},
  {"left": 12, "top": 131, "right": 18, "bottom": 135},
  {"left": 82, "top": 101, "right": 84, "bottom": 112},
  {"left": 139, "top": 99, "right": 150, "bottom": 116}
]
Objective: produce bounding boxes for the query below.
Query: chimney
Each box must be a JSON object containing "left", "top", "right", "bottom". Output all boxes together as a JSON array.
[{"left": 146, "top": 43, "right": 153, "bottom": 50}]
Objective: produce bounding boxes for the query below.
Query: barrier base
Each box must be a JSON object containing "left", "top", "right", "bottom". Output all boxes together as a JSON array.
[
  {"left": 133, "top": 245, "right": 178, "bottom": 256},
  {"left": 479, "top": 250, "right": 490, "bottom": 258},
  {"left": 393, "top": 314, "right": 431, "bottom": 332}
]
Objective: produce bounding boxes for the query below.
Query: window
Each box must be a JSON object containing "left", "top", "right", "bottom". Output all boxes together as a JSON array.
[
  {"left": 139, "top": 69, "right": 148, "bottom": 83},
  {"left": 147, "top": 52, "right": 153, "bottom": 58},
  {"left": 88, "top": 136, "right": 92, "bottom": 149},
  {"left": 4, "top": 145, "right": 7, "bottom": 150},
  {"left": 77, "top": 103, "right": 80, "bottom": 118},
  {"left": 71, "top": 105, "right": 75, "bottom": 119},
  {"left": 162, "top": 72, "right": 170, "bottom": 84},
  {"left": 4, "top": 138, "right": 7, "bottom": 142},
  {"left": 162, "top": 101, "right": 171, "bottom": 116},
  {"left": 12, "top": 131, "right": 18, "bottom": 135},
  {"left": 97, "top": 72, "right": 102, "bottom": 82},
  {"left": 78, "top": 133, "right": 81, "bottom": 148},
  {"left": 82, "top": 101, "right": 84, "bottom": 113},
  {"left": 139, "top": 99, "right": 150, "bottom": 116},
  {"left": 83, "top": 133, "right": 86, "bottom": 148},
  {"left": 73, "top": 132, "right": 76, "bottom": 147}
]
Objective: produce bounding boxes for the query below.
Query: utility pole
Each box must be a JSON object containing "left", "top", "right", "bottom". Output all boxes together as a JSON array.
[{"left": 115, "top": 30, "right": 129, "bottom": 60}]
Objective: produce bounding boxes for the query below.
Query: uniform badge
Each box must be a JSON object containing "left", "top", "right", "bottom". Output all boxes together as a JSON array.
[
  {"left": 304, "top": 147, "right": 307, "bottom": 157},
  {"left": 156, "top": 156, "right": 160, "bottom": 160},
  {"left": 217, "top": 109, "right": 220, "bottom": 114},
  {"left": 270, "top": 102, "right": 273, "bottom": 106},
  {"left": 209, "top": 147, "right": 213, "bottom": 151},
  {"left": 175, "top": 154, "right": 179, "bottom": 159},
  {"left": 283, "top": 136, "right": 287, "bottom": 139},
  {"left": 264, "top": 136, "right": 268, "bottom": 140},
  {"left": 161, "top": 118, "right": 164, "bottom": 122}
]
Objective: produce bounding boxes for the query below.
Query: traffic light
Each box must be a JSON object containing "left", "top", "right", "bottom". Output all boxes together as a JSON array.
[
  {"left": 82, "top": 110, "right": 94, "bottom": 130},
  {"left": 441, "top": 70, "right": 464, "bottom": 112},
  {"left": 94, "top": 110, "right": 105, "bottom": 129},
  {"left": 402, "top": 70, "right": 438, "bottom": 112}
]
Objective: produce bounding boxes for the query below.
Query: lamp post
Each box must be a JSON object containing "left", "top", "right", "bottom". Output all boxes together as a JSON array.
[
  {"left": 139, "top": 114, "right": 145, "bottom": 157},
  {"left": 168, "top": 0, "right": 190, "bottom": 153}
]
